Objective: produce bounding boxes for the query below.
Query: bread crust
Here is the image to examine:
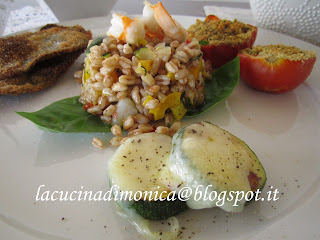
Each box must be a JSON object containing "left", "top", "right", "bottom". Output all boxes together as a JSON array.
[
  {"left": 0, "top": 50, "right": 83, "bottom": 95},
  {"left": 0, "top": 24, "right": 92, "bottom": 95}
]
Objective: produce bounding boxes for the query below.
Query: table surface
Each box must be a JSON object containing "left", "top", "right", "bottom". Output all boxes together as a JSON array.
[
  {"left": 111, "top": 0, "right": 249, "bottom": 17},
  {"left": 2, "top": 0, "right": 319, "bottom": 46},
  {"left": 46, "top": 0, "right": 250, "bottom": 21},
  {"left": 1, "top": 1, "right": 319, "bottom": 240},
  {"left": 1, "top": 0, "right": 249, "bottom": 36}
]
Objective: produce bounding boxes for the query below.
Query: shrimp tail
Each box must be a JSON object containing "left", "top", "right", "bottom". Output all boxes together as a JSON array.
[{"left": 152, "top": 2, "right": 187, "bottom": 42}]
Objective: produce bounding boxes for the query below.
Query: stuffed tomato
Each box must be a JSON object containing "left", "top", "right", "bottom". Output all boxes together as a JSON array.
[
  {"left": 187, "top": 15, "right": 257, "bottom": 68},
  {"left": 238, "top": 44, "right": 316, "bottom": 93}
]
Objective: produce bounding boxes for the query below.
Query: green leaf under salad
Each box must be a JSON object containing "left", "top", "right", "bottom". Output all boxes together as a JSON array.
[
  {"left": 17, "top": 96, "right": 111, "bottom": 133},
  {"left": 186, "top": 56, "right": 239, "bottom": 116},
  {"left": 199, "top": 40, "right": 209, "bottom": 46},
  {"left": 16, "top": 57, "right": 239, "bottom": 133}
]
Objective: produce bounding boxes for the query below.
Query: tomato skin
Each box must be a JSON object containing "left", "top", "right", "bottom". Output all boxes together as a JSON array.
[
  {"left": 200, "top": 15, "right": 258, "bottom": 68},
  {"left": 204, "top": 15, "right": 220, "bottom": 21},
  {"left": 202, "top": 29, "right": 257, "bottom": 68},
  {"left": 238, "top": 53, "right": 316, "bottom": 93},
  {"left": 83, "top": 103, "right": 94, "bottom": 110}
]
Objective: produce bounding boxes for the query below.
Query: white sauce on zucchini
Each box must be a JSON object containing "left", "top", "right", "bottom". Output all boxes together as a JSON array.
[
  {"left": 169, "top": 122, "right": 252, "bottom": 212},
  {"left": 108, "top": 133, "right": 173, "bottom": 199},
  {"left": 107, "top": 133, "right": 181, "bottom": 239}
]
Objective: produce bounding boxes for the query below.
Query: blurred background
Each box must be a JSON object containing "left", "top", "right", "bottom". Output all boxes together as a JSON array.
[{"left": 0, "top": 0, "right": 319, "bottom": 46}]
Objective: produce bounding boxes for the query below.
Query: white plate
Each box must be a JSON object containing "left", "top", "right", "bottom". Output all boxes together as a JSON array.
[{"left": 1, "top": 16, "right": 320, "bottom": 240}]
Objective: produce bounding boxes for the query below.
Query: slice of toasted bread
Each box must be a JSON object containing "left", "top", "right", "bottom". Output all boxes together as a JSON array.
[
  {"left": 0, "top": 49, "right": 83, "bottom": 95},
  {"left": 0, "top": 24, "right": 91, "bottom": 80}
]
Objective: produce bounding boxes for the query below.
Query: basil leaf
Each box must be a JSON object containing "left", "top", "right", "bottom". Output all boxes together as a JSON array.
[
  {"left": 186, "top": 56, "right": 239, "bottom": 116},
  {"left": 86, "top": 36, "right": 105, "bottom": 54},
  {"left": 199, "top": 40, "right": 209, "bottom": 45},
  {"left": 17, "top": 96, "right": 111, "bottom": 133},
  {"left": 17, "top": 57, "right": 239, "bottom": 133}
]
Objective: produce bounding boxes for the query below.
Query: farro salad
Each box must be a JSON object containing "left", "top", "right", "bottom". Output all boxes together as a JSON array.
[
  {"left": 17, "top": 1, "right": 240, "bottom": 148},
  {"left": 80, "top": 8, "right": 209, "bottom": 146}
]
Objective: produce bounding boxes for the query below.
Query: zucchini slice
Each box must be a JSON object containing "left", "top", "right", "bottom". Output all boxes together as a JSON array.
[
  {"left": 134, "top": 47, "right": 157, "bottom": 60},
  {"left": 169, "top": 121, "right": 267, "bottom": 212},
  {"left": 102, "top": 52, "right": 111, "bottom": 58},
  {"left": 131, "top": 198, "right": 187, "bottom": 221},
  {"left": 108, "top": 133, "right": 187, "bottom": 220}
]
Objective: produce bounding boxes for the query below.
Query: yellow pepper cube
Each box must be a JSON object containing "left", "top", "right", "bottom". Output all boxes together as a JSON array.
[
  {"left": 148, "top": 92, "right": 187, "bottom": 121},
  {"left": 166, "top": 72, "right": 175, "bottom": 81},
  {"left": 189, "top": 60, "right": 202, "bottom": 79},
  {"left": 170, "top": 102, "right": 188, "bottom": 121},
  {"left": 136, "top": 60, "right": 153, "bottom": 75}
]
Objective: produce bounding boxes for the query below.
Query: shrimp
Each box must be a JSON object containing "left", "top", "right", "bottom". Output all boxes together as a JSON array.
[
  {"left": 141, "top": 1, "right": 165, "bottom": 40},
  {"left": 107, "top": 2, "right": 187, "bottom": 44},
  {"left": 152, "top": 2, "right": 187, "bottom": 42},
  {"left": 107, "top": 14, "right": 146, "bottom": 45}
]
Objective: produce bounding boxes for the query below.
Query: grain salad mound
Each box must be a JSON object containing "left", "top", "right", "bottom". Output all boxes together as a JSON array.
[{"left": 79, "top": 2, "right": 211, "bottom": 147}]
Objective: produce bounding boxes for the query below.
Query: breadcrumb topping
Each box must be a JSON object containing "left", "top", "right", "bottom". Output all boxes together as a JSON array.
[
  {"left": 187, "top": 19, "right": 256, "bottom": 46},
  {"left": 241, "top": 44, "right": 316, "bottom": 62}
]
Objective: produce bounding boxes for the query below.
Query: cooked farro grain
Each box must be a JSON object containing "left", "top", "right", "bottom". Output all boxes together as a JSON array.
[
  {"left": 149, "top": 85, "right": 160, "bottom": 93},
  {"left": 123, "top": 44, "right": 133, "bottom": 54},
  {"left": 157, "top": 91, "right": 167, "bottom": 102},
  {"left": 150, "top": 58, "right": 161, "bottom": 75},
  {"left": 74, "top": 70, "right": 83, "bottom": 79},
  {"left": 164, "top": 113, "right": 174, "bottom": 126},
  {"left": 170, "top": 40, "right": 180, "bottom": 49},
  {"left": 103, "top": 104, "right": 116, "bottom": 116},
  {"left": 117, "top": 91, "right": 128, "bottom": 99},
  {"left": 101, "top": 115, "right": 111, "bottom": 124},
  {"left": 93, "top": 82, "right": 103, "bottom": 91},
  {"left": 135, "top": 103, "right": 144, "bottom": 114},
  {"left": 144, "top": 99, "right": 160, "bottom": 110},
  {"left": 141, "top": 74, "right": 155, "bottom": 86},
  {"left": 120, "top": 137, "right": 129, "bottom": 145},
  {"left": 95, "top": 72, "right": 104, "bottom": 81},
  {"left": 111, "top": 124, "right": 122, "bottom": 136},
  {"left": 87, "top": 105, "right": 102, "bottom": 114},
  {"left": 98, "top": 96, "right": 108, "bottom": 109},
  {"left": 112, "top": 82, "right": 128, "bottom": 92},
  {"left": 174, "top": 51, "right": 189, "bottom": 63},
  {"left": 165, "top": 61, "right": 178, "bottom": 73},
  {"left": 119, "top": 56, "right": 132, "bottom": 69},
  {"left": 155, "top": 126, "right": 171, "bottom": 135},
  {"left": 119, "top": 75, "right": 137, "bottom": 85},
  {"left": 128, "top": 123, "right": 139, "bottom": 132},
  {"left": 134, "top": 114, "right": 150, "bottom": 124},
  {"left": 170, "top": 121, "right": 182, "bottom": 133},
  {"left": 103, "top": 76, "right": 114, "bottom": 88},
  {"left": 138, "top": 123, "right": 154, "bottom": 133},
  {"left": 92, "top": 137, "right": 104, "bottom": 149},
  {"left": 108, "top": 95, "right": 119, "bottom": 103},
  {"left": 128, "top": 128, "right": 144, "bottom": 137},
  {"left": 131, "top": 86, "right": 141, "bottom": 104},
  {"left": 79, "top": 36, "right": 209, "bottom": 144},
  {"left": 110, "top": 136, "right": 123, "bottom": 147},
  {"left": 123, "top": 115, "right": 135, "bottom": 130}
]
